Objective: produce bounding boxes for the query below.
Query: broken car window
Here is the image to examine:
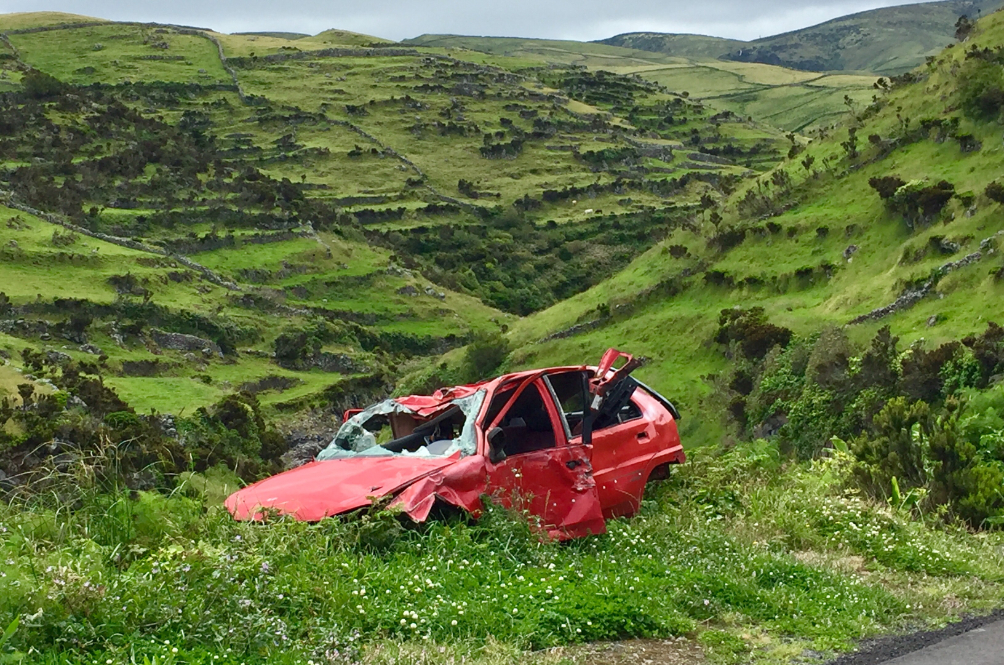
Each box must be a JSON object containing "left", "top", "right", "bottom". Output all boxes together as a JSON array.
[
  {"left": 316, "top": 390, "right": 486, "bottom": 460},
  {"left": 546, "top": 370, "right": 588, "bottom": 435},
  {"left": 487, "top": 382, "right": 557, "bottom": 456}
]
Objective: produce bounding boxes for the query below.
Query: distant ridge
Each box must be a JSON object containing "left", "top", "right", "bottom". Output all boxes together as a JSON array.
[
  {"left": 233, "top": 31, "right": 310, "bottom": 40},
  {"left": 600, "top": 0, "right": 1004, "bottom": 74}
]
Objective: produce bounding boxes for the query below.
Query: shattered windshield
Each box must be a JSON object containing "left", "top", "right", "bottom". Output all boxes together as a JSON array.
[{"left": 316, "top": 389, "right": 486, "bottom": 461}]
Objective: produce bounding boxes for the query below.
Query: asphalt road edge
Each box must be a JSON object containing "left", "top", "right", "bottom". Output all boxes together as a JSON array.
[{"left": 825, "top": 608, "right": 1004, "bottom": 665}]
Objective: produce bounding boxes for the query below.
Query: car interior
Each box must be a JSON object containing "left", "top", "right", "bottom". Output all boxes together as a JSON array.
[
  {"left": 546, "top": 370, "right": 643, "bottom": 435},
  {"left": 366, "top": 405, "right": 466, "bottom": 454},
  {"left": 483, "top": 382, "right": 557, "bottom": 457}
]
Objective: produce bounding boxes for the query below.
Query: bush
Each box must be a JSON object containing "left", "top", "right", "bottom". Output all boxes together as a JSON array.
[
  {"left": 851, "top": 398, "right": 930, "bottom": 499},
  {"left": 869, "top": 176, "right": 906, "bottom": 200},
  {"left": 927, "top": 398, "right": 1004, "bottom": 526},
  {"left": 715, "top": 307, "right": 793, "bottom": 361},
  {"left": 21, "top": 69, "right": 64, "bottom": 99},
  {"left": 887, "top": 179, "right": 956, "bottom": 228},
  {"left": 958, "top": 59, "right": 1004, "bottom": 120},
  {"left": 461, "top": 330, "right": 510, "bottom": 382},
  {"left": 986, "top": 181, "right": 1004, "bottom": 204}
]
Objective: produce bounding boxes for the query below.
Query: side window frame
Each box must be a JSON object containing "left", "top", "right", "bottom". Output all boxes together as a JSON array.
[
  {"left": 483, "top": 374, "right": 566, "bottom": 458},
  {"left": 542, "top": 374, "right": 573, "bottom": 443}
]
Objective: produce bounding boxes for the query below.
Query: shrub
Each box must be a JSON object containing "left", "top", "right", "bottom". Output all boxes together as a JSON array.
[
  {"left": 962, "top": 322, "right": 1004, "bottom": 387},
  {"left": 21, "top": 69, "right": 64, "bottom": 99},
  {"left": 957, "top": 59, "right": 1004, "bottom": 120},
  {"left": 887, "top": 179, "right": 956, "bottom": 228},
  {"left": 715, "top": 307, "right": 793, "bottom": 361},
  {"left": 985, "top": 181, "right": 1004, "bottom": 204},
  {"left": 927, "top": 398, "right": 1004, "bottom": 526},
  {"left": 851, "top": 397, "right": 931, "bottom": 499},
  {"left": 901, "top": 341, "right": 963, "bottom": 402},
  {"left": 461, "top": 330, "right": 510, "bottom": 382},
  {"left": 869, "top": 176, "right": 906, "bottom": 200}
]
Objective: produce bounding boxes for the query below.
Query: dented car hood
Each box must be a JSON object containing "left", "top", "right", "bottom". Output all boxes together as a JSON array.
[{"left": 225, "top": 454, "right": 462, "bottom": 521}]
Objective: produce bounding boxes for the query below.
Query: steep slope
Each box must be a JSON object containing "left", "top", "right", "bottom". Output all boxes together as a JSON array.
[
  {"left": 603, "top": 0, "right": 1004, "bottom": 75},
  {"left": 511, "top": 7, "right": 1004, "bottom": 444}
]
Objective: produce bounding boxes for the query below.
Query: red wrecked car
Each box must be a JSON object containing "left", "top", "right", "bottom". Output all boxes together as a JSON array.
[{"left": 225, "top": 349, "right": 684, "bottom": 539}]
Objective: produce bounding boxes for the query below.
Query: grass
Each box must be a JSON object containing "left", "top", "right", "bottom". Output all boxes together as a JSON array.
[
  {"left": 0, "top": 11, "right": 107, "bottom": 30},
  {"left": 8, "top": 24, "right": 229, "bottom": 85},
  {"left": 3, "top": 442, "right": 1004, "bottom": 664},
  {"left": 403, "top": 34, "right": 877, "bottom": 132}
]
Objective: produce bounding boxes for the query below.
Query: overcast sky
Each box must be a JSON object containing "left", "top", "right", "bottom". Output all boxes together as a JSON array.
[{"left": 3, "top": 0, "right": 927, "bottom": 41}]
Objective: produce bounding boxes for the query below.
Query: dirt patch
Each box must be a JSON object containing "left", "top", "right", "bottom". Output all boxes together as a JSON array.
[
  {"left": 559, "top": 638, "right": 704, "bottom": 665},
  {"left": 826, "top": 609, "right": 1004, "bottom": 664}
]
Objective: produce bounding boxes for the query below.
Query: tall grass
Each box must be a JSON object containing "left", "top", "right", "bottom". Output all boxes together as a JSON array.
[{"left": 2, "top": 442, "right": 1003, "bottom": 664}]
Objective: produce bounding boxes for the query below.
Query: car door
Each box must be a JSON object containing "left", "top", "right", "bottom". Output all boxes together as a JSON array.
[
  {"left": 483, "top": 377, "right": 606, "bottom": 539},
  {"left": 589, "top": 396, "right": 659, "bottom": 519}
]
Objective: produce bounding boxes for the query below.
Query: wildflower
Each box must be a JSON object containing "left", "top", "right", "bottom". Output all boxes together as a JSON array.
[{"left": 451, "top": 620, "right": 457, "bottom": 626}]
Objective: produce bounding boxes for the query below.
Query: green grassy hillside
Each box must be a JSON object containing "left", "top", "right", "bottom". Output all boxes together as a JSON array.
[
  {"left": 603, "top": 0, "right": 1004, "bottom": 75},
  {"left": 0, "top": 12, "right": 782, "bottom": 414},
  {"left": 405, "top": 33, "right": 878, "bottom": 131},
  {"left": 508, "top": 6, "right": 1004, "bottom": 447}
]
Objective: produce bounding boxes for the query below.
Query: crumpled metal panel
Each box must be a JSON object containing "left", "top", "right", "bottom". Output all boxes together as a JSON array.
[
  {"left": 487, "top": 443, "right": 607, "bottom": 540},
  {"left": 225, "top": 454, "right": 460, "bottom": 521},
  {"left": 390, "top": 455, "right": 488, "bottom": 521}
]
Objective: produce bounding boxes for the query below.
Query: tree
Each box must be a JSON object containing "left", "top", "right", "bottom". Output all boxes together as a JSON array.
[
  {"left": 955, "top": 14, "right": 975, "bottom": 41},
  {"left": 22, "top": 69, "right": 64, "bottom": 99},
  {"left": 800, "top": 154, "right": 815, "bottom": 175},
  {"left": 0, "top": 292, "right": 10, "bottom": 317}
]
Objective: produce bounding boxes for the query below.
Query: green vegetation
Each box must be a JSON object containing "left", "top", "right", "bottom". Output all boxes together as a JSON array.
[
  {"left": 4, "top": 429, "right": 1004, "bottom": 664},
  {"left": 406, "top": 33, "right": 878, "bottom": 131},
  {"left": 3, "top": 5, "right": 1004, "bottom": 665}
]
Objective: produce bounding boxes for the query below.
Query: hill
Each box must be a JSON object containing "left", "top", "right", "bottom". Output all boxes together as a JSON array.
[
  {"left": 405, "top": 34, "right": 878, "bottom": 131},
  {"left": 602, "top": 0, "right": 1004, "bottom": 74},
  {"left": 0, "top": 12, "right": 784, "bottom": 415},
  {"left": 507, "top": 6, "right": 1004, "bottom": 448}
]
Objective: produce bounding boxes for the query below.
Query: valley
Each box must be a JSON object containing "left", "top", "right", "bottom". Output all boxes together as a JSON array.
[{"left": 2, "top": 4, "right": 1004, "bottom": 665}]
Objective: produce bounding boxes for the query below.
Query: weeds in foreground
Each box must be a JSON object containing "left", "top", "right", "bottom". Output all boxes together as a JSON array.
[{"left": 2, "top": 442, "right": 1004, "bottom": 664}]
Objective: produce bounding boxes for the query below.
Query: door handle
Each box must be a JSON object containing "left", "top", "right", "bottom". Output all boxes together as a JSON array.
[
  {"left": 637, "top": 431, "right": 650, "bottom": 440},
  {"left": 566, "top": 459, "right": 583, "bottom": 470}
]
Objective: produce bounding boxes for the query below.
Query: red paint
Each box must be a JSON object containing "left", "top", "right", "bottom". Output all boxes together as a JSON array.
[
  {"left": 225, "top": 348, "right": 684, "bottom": 540},
  {"left": 225, "top": 454, "right": 460, "bottom": 521}
]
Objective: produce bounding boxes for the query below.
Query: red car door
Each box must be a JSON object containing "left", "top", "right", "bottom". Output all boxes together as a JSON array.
[
  {"left": 590, "top": 398, "right": 659, "bottom": 519},
  {"left": 484, "top": 377, "right": 606, "bottom": 540}
]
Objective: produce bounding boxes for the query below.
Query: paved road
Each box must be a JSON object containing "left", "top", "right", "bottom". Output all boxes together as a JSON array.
[{"left": 880, "top": 619, "right": 1004, "bottom": 664}]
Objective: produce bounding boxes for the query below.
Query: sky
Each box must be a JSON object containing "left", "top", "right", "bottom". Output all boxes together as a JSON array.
[{"left": 2, "top": 0, "right": 927, "bottom": 41}]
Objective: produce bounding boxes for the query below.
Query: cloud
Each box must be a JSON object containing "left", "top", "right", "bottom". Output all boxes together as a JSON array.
[{"left": 3, "top": 0, "right": 918, "bottom": 42}]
